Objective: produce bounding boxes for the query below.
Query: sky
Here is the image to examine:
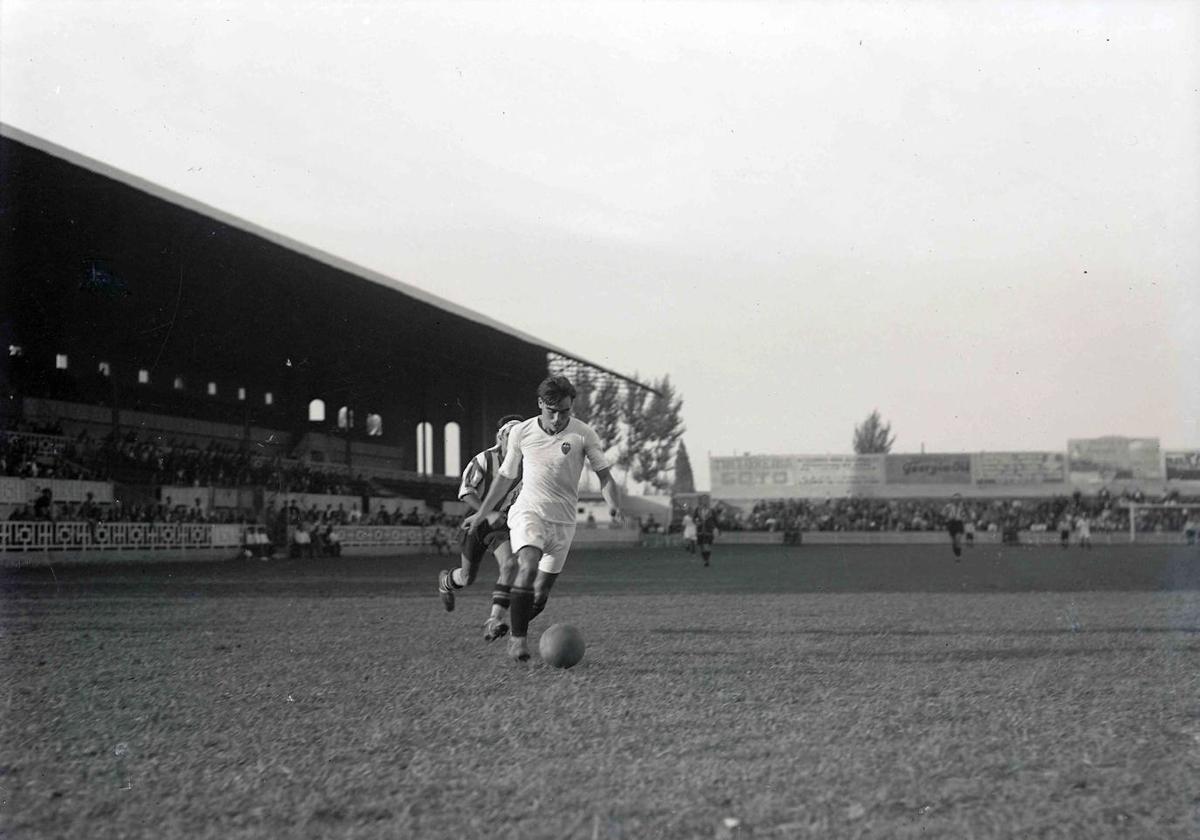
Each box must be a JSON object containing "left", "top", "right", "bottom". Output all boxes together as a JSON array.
[{"left": 2, "top": 0, "right": 1197, "bottom": 490}]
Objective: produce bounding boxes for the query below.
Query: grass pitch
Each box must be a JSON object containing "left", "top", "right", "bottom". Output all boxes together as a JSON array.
[{"left": 3, "top": 544, "right": 1199, "bottom": 839}]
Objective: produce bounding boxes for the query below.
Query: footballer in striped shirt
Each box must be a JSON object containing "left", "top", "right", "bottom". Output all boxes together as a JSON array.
[
  {"left": 944, "top": 494, "right": 967, "bottom": 559},
  {"left": 438, "top": 414, "right": 525, "bottom": 642}
]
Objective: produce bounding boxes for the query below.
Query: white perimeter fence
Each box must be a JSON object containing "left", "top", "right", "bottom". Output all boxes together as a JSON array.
[
  {"left": 0, "top": 521, "right": 642, "bottom": 555},
  {"left": 3, "top": 521, "right": 1190, "bottom": 559}
]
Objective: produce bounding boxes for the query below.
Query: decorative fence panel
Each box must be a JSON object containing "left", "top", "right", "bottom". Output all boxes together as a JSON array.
[
  {"left": 335, "top": 526, "right": 431, "bottom": 548},
  {"left": 0, "top": 521, "right": 241, "bottom": 551}
]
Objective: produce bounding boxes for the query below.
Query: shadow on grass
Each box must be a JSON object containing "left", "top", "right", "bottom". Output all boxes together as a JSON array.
[
  {"left": 812, "top": 644, "right": 1200, "bottom": 662},
  {"left": 3, "top": 545, "right": 1199, "bottom": 599},
  {"left": 651, "top": 626, "right": 1200, "bottom": 637},
  {"left": 625, "top": 644, "right": 1200, "bottom": 671}
]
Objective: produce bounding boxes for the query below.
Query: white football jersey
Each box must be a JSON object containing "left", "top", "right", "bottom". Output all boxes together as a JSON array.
[{"left": 499, "top": 417, "right": 610, "bottom": 524}]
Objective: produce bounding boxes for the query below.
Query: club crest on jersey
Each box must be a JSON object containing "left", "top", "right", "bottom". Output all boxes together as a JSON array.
[{"left": 561, "top": 442, "right": 572, "bottom": 455}]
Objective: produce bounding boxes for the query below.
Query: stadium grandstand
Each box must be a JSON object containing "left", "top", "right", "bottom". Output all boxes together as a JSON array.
[{"left": 0, "top": 125, "right": 652, "bottom": 555}]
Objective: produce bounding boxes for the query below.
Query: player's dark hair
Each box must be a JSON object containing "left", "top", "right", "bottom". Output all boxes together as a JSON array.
[
  {"left": 496, "top": 414, "right": 524, "bottom": 429},
  {"left": 537, "top": 375, "right": 577, "bottom": 404}
]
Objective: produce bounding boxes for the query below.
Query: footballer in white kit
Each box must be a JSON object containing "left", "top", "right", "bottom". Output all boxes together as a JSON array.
[
  {"left": 1075, "top": 514, "right": 1093, "bottom": 549},
  {"left": 463, "top": 375, "right": 622, "bottom": 662},
  {"left": 501, "top": 413, "right": 607, "bottom": 573}
]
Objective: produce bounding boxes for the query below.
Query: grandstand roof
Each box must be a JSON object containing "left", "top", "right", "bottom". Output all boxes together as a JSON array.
[{"left": 0, "top": 122, "right": 651, "bottom": 396}]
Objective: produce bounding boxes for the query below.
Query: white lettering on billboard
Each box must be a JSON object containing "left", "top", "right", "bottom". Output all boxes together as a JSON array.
[{"left": 975, "top": 452, "right": 1066, "bottom": 485}]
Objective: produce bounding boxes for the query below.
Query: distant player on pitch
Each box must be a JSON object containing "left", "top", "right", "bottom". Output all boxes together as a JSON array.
[
  {"left": 944, "top": 494, "right": 966, "bottom": 559},
  {"left": 681, "top": 509, "right": 698, "bottom": 554},
  {"left": 694, "top": 503, "right": 719, "bottom": 567},
  {"left": 438, "top": 414, "right": 525, "bottom": 641},
  {"left": 463, "top": 375, "right": 622, "bottom": 663},
  {"left": 1074, "top": 512, "right": 1093, "bottom": 549}
]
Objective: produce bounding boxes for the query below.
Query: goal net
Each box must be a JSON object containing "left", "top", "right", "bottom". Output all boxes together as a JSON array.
[{"left": 1120, "top": 502, "right": 1200, "bottom": 544}]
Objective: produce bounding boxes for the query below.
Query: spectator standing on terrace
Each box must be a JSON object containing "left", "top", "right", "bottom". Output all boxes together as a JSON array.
[
  {"left": 33, "top": 488, "right": 54, "bottom": 521},
  {"left": 292, "top": 519, "right": 312, "bottom": 559},
  {"left": 80, "top": 491, "right": 99, "bottom": 542}
]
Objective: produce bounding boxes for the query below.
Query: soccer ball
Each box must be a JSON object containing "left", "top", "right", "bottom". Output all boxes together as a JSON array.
[{"left": 539, "top": 623, "right": 585, "bottom": 669}]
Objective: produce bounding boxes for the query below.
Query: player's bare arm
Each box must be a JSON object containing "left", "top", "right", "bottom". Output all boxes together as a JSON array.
[
  {"left": 596, "top": 467, "right": 623, "bottom": 525},
  {"left": 462, "top": 474, "right": 516, "bottom": 533}
]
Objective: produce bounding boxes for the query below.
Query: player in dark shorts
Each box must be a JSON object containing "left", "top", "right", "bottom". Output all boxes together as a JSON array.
[
  {"left": 694, "top": 503, "right": 719, "bottom": 567},
  {"left": 943, "top": 495, "right": 966, "bottom": 559},
  {"left": 438, "top": 415, "right": 524, "bottom": 641},
  {"left": 1058, "top": 515, "right": 1072, "bottom": 549}
]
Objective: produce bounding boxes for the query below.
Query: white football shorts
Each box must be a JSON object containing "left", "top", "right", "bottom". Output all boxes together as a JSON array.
[{"left": 507, "top": 510, "right": 578, "bottom": 574}]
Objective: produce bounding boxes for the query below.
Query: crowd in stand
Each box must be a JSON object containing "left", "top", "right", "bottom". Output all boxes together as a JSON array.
[
  {"left": 258, "top": 500, "right": 461, "bottom": 560},
  {"left": 263, "top": 500, "right": 460, "bottom": 529},
  {"left": 11, "top": 421, "right": 66, "bottom": 436},
  {"left": 1, "top": 422, "right": 92, "bottom": 479},
  {"left": 2, "top": 424, "right": 365, "bottom": 494},
  {"left": 711, "top": 488, "right": 1200, "bottom": 534},
  {"left": 6, "top": 489, "right": 461, "bottom": 529},
  {"left": 100, "top": 430, "right": 361, "bottom": 493},
  {"left": 7, "top": 491, "right": 258, "bottom": 525}
]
